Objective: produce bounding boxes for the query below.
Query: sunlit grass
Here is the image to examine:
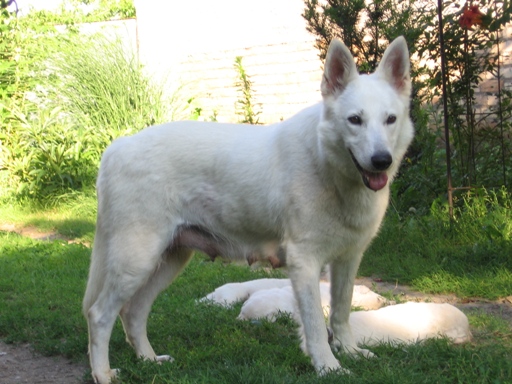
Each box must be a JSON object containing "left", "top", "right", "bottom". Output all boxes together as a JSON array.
[
  {"left": 0, "top": 230, "right": 510, "bottom": 383},
  {"left": 0, "top": 190, "right": 511, "bottom": 382}
]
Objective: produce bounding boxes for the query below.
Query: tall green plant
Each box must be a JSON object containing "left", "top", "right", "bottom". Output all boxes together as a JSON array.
[
  {"left": 50, "top": 35, "right": 166, "bottom": 138},
  {"left": 419, "top": 1, "right": 512, "bottom": 190},
  {"left": 234, "top": 56, "right": 262, "bottom": 125}
]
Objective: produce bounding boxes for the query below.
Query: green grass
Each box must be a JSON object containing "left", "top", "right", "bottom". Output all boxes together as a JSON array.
[
  {"left": 0, "top": 195, "right": 511, "bottom": 383},
  {"left": 360, "top": 200, "right": 512, "bottom": 300},
  {"left": 0, "top": 191, "right": 97, "bottom": 243},
  {"left": 0, "top": 232, "right": 511, "bottom": 383}
]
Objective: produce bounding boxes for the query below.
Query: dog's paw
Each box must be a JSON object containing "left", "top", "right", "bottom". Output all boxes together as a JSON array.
[
  {"left": 343, "top": 345, "right": 375, "bottom": 359},
  {"left": 155, "top": 354, "right": 174, "bottom": 363},
  {"left": 92, "top": 368, "right": 120, "bottom": 384},
  {"left": 315, "top": 357, "right": 351, "bottom": 376},
  {"left": 350, "top": 347, "right": 375, "bottom": 359},
  {"left": 318, "top": 365, "right": 351, "bottom": 376},
  {"left": 331, "top": 339, "right": 375, "bottom": 359}
]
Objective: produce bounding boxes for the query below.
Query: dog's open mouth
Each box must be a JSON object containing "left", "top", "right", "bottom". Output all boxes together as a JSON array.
[{"left": 349, "top": 151, "right": 388, "bottom": 192}]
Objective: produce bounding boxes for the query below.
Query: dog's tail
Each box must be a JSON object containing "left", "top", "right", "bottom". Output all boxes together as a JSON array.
[{"left": 82, "top": 230, "right": 108, "bottom": 317}]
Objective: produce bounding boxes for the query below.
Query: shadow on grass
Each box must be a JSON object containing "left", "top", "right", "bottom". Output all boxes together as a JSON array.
[{"left": 21, "top": 217, "right": 96, "bottom": 242}]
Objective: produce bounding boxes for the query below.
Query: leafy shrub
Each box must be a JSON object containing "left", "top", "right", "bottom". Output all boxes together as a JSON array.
[
  {"left": 3, "top": 106, "right": 103, "bottom": 199},
  {"left": 0, "top": 10, "right": 171, "bottom": 202}
]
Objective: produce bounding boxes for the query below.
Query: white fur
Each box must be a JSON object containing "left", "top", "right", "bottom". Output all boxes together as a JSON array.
[
  {"left": 199, "top": 278, "right": 292, "bottom": 307},
  {"left": 350, "top": 302, "right": 472, "bottom": 346},
  {"left": 237, "top": 293, "right": 471, "bottom": 346},
  {"left": 238, "top": 286, "right": 299, "bottom": 322},
  {"left": 201, "top": 279, "right": 387, "bottom": 310},
  {"left": 83, "top": 36, "right": 414, "bottom": 383}
]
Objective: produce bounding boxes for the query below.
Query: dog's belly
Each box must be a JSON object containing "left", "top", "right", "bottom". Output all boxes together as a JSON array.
[{"left": 171, "top": 224, "right": 286, "bottom": 267}]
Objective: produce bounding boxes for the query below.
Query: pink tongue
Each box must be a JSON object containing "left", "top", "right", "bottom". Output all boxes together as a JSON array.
[{"left": 366, "top": 172, "right": 388, "bottom": 191}]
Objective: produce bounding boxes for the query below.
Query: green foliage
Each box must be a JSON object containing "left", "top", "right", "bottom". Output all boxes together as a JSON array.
[
  {"left": 303, "top": 0, "right": 512, "bottom": 214},
  {"left": 49, "top": 35, "right": 166, "bottom": 136},
  {"left": 418, "top": 0, "right": 512, "bottom": 190},
  {"left": 302, "top": 0, "right": 432, "bottom": 71},
  {"left": 234, "top": 56, "right": 262, "bottom": 125},
  {"left": 0, "top": 8, "right": 17, "bottom": 102},
  {"left": 0, "top": 6, "right": 172, "bottom": 202},
  {"left": 26, "top": 0, "right": 136, "bottom": 25},
  {"left": 2, "top": 106, "right": 103, "bottom": 199}
]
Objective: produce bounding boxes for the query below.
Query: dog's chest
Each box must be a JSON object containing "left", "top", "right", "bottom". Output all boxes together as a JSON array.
[{"left": 325, "top": 189, "right": 388, "bottom": 251}]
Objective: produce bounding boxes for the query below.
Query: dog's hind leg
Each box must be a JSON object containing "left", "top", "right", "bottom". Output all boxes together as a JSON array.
[
  {"left": 119, "top": 247, "right": 193, "bottom": 362},
  {"left": 86, "top": 230, "right": 171, "bottom": 384},
  {"left": 329, "top": 255, "right": 374, "bottom": 358}
]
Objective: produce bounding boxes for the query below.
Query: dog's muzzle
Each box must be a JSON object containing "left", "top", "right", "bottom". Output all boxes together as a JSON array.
[{"left": 349, "top": 150, "right": 391, "bottom": 192}]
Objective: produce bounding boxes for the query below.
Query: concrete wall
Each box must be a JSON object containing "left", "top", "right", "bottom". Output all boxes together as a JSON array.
[
  {"left": 99, "top": 1, "right": 512, "bottom": 124},
  {"left": 133, "top": 0, "right": 322, "bottom": 123}
]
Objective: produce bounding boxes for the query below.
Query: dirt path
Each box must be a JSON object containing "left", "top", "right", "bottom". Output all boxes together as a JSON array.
[{"left": 1, "top": 223, "right": 511, "bottom": 383}]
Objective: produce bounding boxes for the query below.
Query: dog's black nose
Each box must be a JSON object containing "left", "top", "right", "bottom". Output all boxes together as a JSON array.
[{"left": 371, "top": 152, "right": 392, "bottom": 170}]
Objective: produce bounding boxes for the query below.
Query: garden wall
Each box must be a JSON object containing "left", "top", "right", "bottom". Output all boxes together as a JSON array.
[
  {"left": 87, "top": 1, "right": 512, "bottom": 124},
  {"left": 476, "top": 23, "right": 512, "bottom": 115},
  {"left": 133, "top": 0, "right": 322, "bottom": 123}
]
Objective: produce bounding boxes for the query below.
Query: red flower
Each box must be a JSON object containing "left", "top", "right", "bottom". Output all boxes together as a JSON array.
[{"left": 459, "top": 5, "right": 484, "bottom": 29}]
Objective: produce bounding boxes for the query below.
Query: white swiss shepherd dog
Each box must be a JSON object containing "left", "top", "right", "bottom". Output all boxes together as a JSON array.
[{"left": 83, "top": 36, "right": 414, "bottom": 383}]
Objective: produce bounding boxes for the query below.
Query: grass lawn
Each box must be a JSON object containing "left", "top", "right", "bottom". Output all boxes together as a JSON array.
[{"left": 0, "top": 195, "right": 511, "bottom": 383}]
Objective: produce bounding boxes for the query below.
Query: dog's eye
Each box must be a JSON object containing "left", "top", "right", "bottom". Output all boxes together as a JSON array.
[
  {"left": 386, "top": 115, "right": 397, "bottom": 124},
  {"left": 348, "top": 115, "right": 362, "bottom": 125}
]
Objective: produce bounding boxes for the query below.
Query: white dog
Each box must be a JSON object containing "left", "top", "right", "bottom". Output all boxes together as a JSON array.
[
  {"left": 201, "top": 279, "right": 387, "bottom": 310},
  {"left": 83, "top": 36, "right": 414, "bottom": 383},
  {"left": 237, "top": 292, "right": 471, "bottom": 346}
]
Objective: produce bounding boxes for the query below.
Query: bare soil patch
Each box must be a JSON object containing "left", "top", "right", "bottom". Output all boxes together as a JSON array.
[{"left": 0, "top": 341, "right": 88, "bottom": 384}]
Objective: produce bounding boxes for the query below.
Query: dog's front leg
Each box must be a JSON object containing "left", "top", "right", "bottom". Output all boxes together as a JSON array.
[
  {"left": 329, "top": 256, "right": 374, "bottom": 358},
  {"left": 287, "top": 245, "right": 346, "bottom": 375}
]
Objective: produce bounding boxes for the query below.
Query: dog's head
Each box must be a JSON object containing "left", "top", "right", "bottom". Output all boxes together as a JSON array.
[{"left": 318, "top": 36, "right": 414, "bottom": 192}]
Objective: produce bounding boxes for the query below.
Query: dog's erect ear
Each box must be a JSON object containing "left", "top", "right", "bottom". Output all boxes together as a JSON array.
[
  {"left": 376, "top": 36, "right": 411, "bottom": 96},
  {"left": 321, "top": 39, "right": 358, "bottom": 98}
]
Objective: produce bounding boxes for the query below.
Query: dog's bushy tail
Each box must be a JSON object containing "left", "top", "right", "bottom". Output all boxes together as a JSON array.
[{"left": 82, "top": 231, "right": 108, "bottom": 317}]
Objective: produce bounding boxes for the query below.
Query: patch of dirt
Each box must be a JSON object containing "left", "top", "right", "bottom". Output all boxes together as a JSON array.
[
  {"left": 0, "top": 341, "right": 88, "bottom": 384},
  {"left": 1, "top": 223, "right": 511, "bottom": 383},
  {"left": 0, "top": 223, "right": 71, "bottom": 242}
]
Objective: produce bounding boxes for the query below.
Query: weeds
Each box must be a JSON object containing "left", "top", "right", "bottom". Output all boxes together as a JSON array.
[
  {"left": 0, "top": 12, "right": 173, "bottom": 201},
  {"left": 234, "top": 56, "right": 262, "bottom": 125}
]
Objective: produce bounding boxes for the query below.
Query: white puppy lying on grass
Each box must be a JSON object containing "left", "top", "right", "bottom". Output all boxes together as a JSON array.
[
  {"left": 201, "top": 279, "right": 471, "bottom": 347},
  {"left": 200, "top": 278, "right": 387, "bottom": 310}
]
